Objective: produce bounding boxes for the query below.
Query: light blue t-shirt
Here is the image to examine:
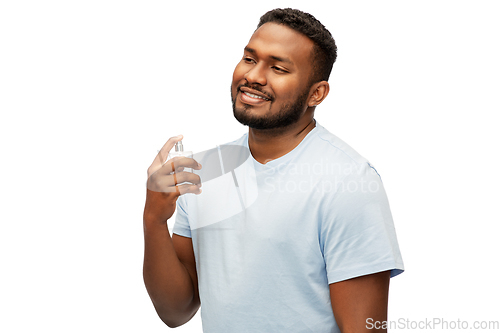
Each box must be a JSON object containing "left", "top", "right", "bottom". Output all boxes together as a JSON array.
[{"left": 173, "top": 123, "right": 404, "bottom": 333}]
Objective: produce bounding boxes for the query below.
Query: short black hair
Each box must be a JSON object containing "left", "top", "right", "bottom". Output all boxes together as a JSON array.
[{"left": 257, "top": 8, "right": 337, "bottom": 84}]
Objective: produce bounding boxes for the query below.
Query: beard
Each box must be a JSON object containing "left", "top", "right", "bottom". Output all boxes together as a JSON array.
[{"left": 231, "top": 85, "right": 310, "bottom": 130}]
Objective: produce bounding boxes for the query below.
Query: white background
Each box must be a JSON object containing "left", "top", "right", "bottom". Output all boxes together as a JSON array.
[{"left": 1, "top": 0, "right": 499, "bottom": 332}]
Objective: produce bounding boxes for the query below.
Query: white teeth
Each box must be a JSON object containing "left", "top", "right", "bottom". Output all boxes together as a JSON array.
[{"left": 244, "top": 91, "right": 269, "bottom": 101}]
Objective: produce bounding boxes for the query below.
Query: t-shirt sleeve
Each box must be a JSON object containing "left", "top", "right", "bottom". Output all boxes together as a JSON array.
[
  {"left": 172, "top": 195, "right": 192, "bottom": 238},
  {"left": 321, "top": 162, "right": 404, "bottom": 284}
]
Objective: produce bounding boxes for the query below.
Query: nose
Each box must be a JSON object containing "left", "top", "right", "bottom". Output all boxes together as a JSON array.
[{"left": 244, "top": 63, "right": 267, "bottom": 86}]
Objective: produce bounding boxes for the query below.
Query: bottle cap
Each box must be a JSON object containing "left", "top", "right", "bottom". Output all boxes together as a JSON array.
[{"left": 175, "top": 141, "right": 184, "bottom": 152}]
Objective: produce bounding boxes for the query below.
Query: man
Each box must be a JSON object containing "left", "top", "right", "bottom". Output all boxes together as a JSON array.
[{"left": 144, "top": 8, "right": 404, "bottom": 333}]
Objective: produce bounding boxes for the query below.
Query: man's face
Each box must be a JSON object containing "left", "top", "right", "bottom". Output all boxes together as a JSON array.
[{"left": 231, "top": 23, "right": 316, "bottom": 130}]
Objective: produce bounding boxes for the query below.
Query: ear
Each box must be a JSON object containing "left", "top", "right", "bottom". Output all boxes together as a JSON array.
[{"left": 307, "top": 81, "right": 330, "bottom": 107}]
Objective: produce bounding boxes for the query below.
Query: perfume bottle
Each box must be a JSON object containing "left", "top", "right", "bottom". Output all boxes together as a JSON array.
[{"left": 168, "top": 140, "right": 193, "bottom": 172}]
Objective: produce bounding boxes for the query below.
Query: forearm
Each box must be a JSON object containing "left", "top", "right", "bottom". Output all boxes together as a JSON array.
[{"left": 143, "top": 219, "right": 198, "bottom": 327}]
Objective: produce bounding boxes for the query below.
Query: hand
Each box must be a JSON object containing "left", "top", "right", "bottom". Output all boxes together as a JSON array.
[{"left": 144, "top": 135, "right": 202, "bottom": 225}]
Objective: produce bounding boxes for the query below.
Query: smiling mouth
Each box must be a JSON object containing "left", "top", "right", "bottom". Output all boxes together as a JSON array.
[
  {"left": 238, "top": 86, "right": 273, "bottom": 105},
  {"left": 242, "top": 91, "right": 270, "bottom": 101}
]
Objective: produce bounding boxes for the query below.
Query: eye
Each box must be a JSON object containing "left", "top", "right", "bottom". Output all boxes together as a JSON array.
[
  {"left": 272, "top": 66, "right": 288, "bottom": 73},
  {"left": 243, "top": 56, "right": 256, "bottom": 64}
]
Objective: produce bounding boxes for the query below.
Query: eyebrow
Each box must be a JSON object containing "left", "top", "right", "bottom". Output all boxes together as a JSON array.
[{"left": 244, "top": 47, "right": 293, "bottom": 65}]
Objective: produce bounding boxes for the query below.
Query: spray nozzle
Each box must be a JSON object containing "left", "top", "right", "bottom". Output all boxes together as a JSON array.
[{"left": 175, "top": 140, "right": 184, "bottom": 152}]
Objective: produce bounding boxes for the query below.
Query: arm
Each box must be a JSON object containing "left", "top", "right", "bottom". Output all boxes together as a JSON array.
[
  {"left": 329, "top": 270, "right": 390, "bottom": 333},
  {"left": 143, "top": 135, "right": 202, "bottom": 328},
  {"left": 143, "top": 209, "right": 200, "bottom": 327}
]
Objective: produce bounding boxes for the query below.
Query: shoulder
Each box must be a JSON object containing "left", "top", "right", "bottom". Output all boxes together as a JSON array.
[
  {"left": 313, "top": 124, "right": 369, "bottom": 166},
  {"left": 304, "top": 124, "right": 378, "bottom": 179}
]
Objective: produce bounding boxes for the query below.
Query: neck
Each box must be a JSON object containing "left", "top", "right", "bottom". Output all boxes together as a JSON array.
[{"left": 248, "top": 113, "right": 316, "bottom": 164}]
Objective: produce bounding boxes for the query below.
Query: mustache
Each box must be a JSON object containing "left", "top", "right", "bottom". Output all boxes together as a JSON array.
[{"left": 238, "top": 83, "right": 274, "bottom": 101}]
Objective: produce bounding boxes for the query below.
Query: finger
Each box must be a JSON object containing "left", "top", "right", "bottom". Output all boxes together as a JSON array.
[
  {"left": 177, "top": 183, "right": 202, "bottom": 196},
  {"left": 147, "top": 175, "right": 182, "bottom": 193},
  {"left": 157, "top": 156, "right": 202, "bottom": 176},
  {"left": 147, "top": 171, "right": 201, "bottom": 193},
  {"left": 148, "top": 135, "right": 183, "bottom": 177},
  {"left": 171, "top": 171, "right": 202, "bottom": 186},
  {"left": 170, "top": 156, "right": 202, "bottom": 171},
  {"left": 155, "top": 171, "right": 202, "bottom": 189}
]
